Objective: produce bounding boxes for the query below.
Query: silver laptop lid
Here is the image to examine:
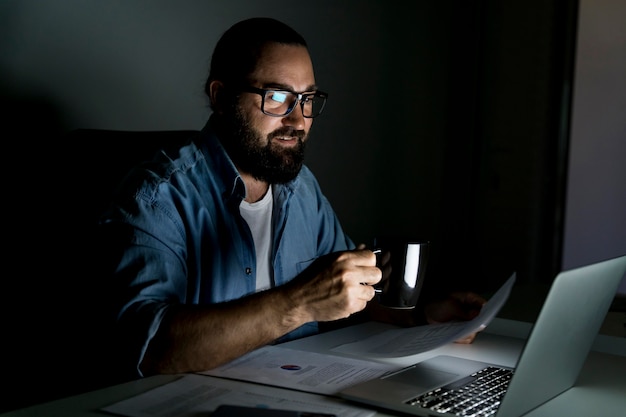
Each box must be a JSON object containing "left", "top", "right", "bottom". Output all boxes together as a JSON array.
[{"left": 496, "top": 254, "right": 626, "bottom": 417}]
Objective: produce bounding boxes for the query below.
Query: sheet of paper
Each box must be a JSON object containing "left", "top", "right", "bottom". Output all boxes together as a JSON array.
[
  {"left": 332, "top": 273, "right": 516, "bottom": 358},
  {"left": 101, "top": 374, "right": 375, "bottom": 417},
  {"left": 198, "top": 345, "right": 401, "bottom": 395}
]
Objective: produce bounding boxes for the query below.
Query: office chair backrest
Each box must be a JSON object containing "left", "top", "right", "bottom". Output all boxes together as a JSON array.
[
  {"left": 52, "top": 128, "right": 200, "bottom": 394},
  {"left": 64, "top": 128, "right": 199, "bottom": 220}
]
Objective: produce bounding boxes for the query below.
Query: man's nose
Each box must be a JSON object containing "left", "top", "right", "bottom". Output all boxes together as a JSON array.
[{"left": 282, "top": 102, "right": 306, "bottom": 129}]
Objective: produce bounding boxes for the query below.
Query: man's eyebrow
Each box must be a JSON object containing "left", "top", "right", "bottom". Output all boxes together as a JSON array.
[{"left": 263, "top": 83, "right": 319, "bottom": 93}]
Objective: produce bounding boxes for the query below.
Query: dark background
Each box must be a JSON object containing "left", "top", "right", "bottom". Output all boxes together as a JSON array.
[{"left": 1, "top": 0, "right": 624, "bottom": 413}]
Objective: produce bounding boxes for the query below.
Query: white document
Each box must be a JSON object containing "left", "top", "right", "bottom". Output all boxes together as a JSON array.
[
  {"left": 101, "top": 373, "right": 375, "bottom": 417},
  {"left": 332, "top": 273, "right": 516, "bottom": 357},
  {"left": 198, "top": 345, "right": 401, "bottom": 395}
]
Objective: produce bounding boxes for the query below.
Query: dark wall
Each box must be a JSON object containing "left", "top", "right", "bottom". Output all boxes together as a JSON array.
[
  {"left": 363, "top": 1, "right": 578, "bottom": 292},
  {"left": 454, "top": 1, "right": 578, "bottom": 288}
]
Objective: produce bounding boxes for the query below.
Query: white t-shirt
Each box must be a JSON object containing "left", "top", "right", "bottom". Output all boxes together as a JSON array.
[{"left": 239, "top": 187, "right": 273, "bottom": 291}]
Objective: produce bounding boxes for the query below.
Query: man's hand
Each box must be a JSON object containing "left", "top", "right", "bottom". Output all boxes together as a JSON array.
[
  {"left": 284, "top": 249, "right": 382, "bottom": 323},
  {"left": 424, "top": 291, "right": 487, "bottom": 344}
]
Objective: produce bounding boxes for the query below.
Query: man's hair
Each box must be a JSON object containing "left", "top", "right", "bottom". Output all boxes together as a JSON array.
[{"left": 205, "top": 17, "right": 308, "bottom": 98}]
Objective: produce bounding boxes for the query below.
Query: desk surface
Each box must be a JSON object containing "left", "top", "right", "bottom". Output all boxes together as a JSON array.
[{"left": 2, "top": 318, "right": 625, "bottom": 417}]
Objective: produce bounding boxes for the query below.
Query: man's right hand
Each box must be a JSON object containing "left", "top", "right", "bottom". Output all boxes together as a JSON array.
[{"left": 283, "top": 249, "right": 382, "bottom": 323}]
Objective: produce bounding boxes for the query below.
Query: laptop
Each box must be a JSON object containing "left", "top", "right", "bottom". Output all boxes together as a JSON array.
[{"left": 339, "top": 255, "right": 626, "bottom": 417}]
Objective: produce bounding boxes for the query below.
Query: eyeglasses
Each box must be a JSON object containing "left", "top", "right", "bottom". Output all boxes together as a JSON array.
[{"left": 242, "top": 86, "right": 328, "bottom": 118}]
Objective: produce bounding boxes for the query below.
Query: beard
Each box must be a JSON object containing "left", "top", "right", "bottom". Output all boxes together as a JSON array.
[{"left": 218, "top": 105, "right": 307, "bottom": 184}]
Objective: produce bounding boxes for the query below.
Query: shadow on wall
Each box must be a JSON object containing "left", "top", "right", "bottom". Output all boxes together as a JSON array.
[
  {"left": 1, "top": 85, "right": 122, "bottom": 412},
  {"left": 2, "top": 82, "right": 204, "bottom": 412}
]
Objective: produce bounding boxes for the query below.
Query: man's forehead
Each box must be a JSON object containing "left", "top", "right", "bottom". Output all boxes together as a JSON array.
[{"left": 250, "top": 43, "right": 316, "bottom": 90}]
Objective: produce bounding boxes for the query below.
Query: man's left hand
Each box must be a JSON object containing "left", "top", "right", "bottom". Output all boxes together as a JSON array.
[{"left": 424, "top": 291, "right": 487, "bottom": 344}]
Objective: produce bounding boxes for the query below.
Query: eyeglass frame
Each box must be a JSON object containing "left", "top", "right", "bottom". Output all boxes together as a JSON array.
[{"left": 240, "top": 85, "right": 328, "bottom": 118}]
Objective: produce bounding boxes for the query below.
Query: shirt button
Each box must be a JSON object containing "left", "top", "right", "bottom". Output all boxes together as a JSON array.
[{"left": 245, "top": 267, "right": 252, "bottom": 275}]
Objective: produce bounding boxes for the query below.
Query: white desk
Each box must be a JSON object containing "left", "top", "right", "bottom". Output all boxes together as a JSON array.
[{"left": 2, "top": 318, "right": 625, "bottom": 417}]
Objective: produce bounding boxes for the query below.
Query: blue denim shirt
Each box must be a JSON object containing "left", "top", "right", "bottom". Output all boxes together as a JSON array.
[{"left": 100, "top": 117, "right": 354, "bottom": 376}]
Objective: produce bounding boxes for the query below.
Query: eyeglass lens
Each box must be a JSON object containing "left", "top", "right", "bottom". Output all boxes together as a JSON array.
[{"left": 263, "top": 91, "right": 325, "bottom": 117}]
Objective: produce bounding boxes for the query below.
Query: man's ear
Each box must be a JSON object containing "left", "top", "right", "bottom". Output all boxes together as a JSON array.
[{"left": 208, "top": 80, "right": 226, "bottom": 114}]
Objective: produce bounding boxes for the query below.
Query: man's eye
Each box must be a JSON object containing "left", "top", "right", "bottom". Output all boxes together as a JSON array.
[{"left": 270, "top": 92, "right": 288, "bottom": 103}]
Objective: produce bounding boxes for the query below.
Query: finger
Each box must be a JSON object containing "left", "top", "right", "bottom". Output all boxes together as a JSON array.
[
  {"left": 357, "top": 267, "right": 383, "bottom": 288},
  {"left": 454, "top": 324, "right": 486, "bottom": 344},
  {"left": 342, "top": 248, "right": 377, "bottom": 265},
  {"left": 354, "top": 259, "right": 383, "bottom": 289},
  {"left": 454, "top": 335, "right": 475, "bottom": 344},
  {"left": 454, "top": 332, "right": 478, "bottom": 344},
  {"left": 354, "top": 249, "right": 379, "bottom": 269},
  {"left": 359, "top": 283, "right": 378, "bottom": 300}
]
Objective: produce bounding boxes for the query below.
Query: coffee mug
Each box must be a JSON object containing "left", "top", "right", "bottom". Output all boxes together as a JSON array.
[{"left": 373, "top": 238, "right": 429, "bottom": 309}]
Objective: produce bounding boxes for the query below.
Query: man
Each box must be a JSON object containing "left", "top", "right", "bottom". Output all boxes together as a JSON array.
[{"left": 99, "top": 17, "right": 484, "bottom": 379}]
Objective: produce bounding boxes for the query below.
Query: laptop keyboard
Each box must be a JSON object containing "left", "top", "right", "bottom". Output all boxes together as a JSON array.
[{"left": 405, "top": 366, "right": 514, "bottom": 417}]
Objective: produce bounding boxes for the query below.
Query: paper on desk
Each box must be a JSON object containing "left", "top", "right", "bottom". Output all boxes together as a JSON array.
[
  {"left": 101, "top": 374, "right": 375, "bottom": 417},
  {"left": 332, "top": 273, "right": 516, "bottom": 358},
  {"left": 198, "top": 345, "right": 400, "bottom": 395}
]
